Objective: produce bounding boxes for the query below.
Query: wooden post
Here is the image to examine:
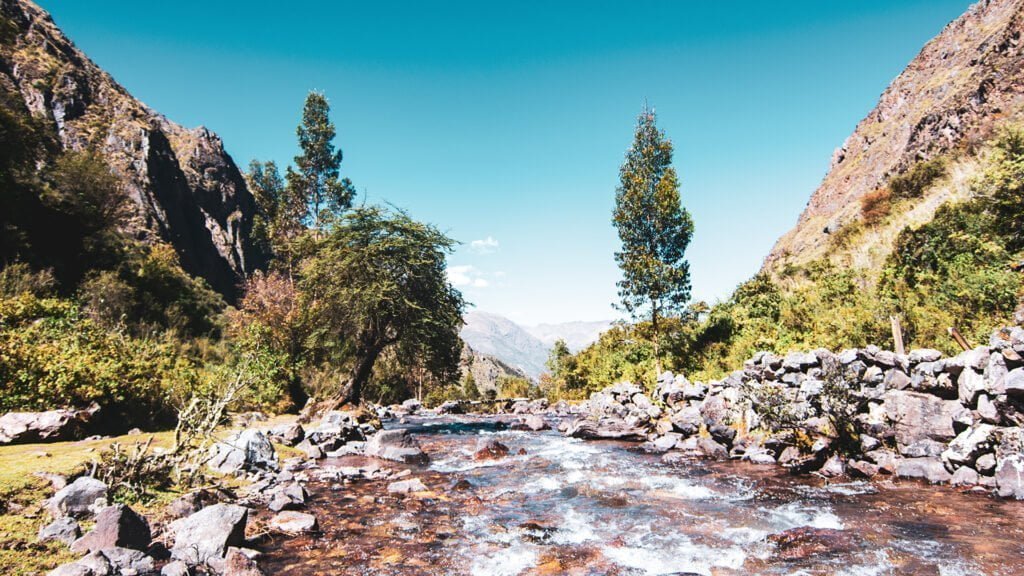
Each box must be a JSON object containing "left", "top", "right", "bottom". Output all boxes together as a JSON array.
[
  {"left": 890, "top": 316, "right": 905, "bottom": 355},
  {"left": 948, "top": 326, "right": 971, "bottom": 352}
]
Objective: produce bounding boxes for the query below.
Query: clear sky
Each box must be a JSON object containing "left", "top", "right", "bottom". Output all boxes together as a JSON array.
[{"left": 41, "top": 0, "right": 971, "bottom": 325}]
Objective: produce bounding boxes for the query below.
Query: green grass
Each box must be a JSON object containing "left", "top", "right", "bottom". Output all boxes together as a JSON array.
[{"left": 0, "top": 415, "right": 299, "bottom": 575}]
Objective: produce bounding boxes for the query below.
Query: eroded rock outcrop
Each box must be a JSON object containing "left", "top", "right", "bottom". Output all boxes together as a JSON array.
[{"left": 0, "top": 0, "right": 266, "bottom": 300}]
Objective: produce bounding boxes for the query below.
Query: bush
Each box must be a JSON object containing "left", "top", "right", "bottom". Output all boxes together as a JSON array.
[
  {"left": 860, "top": 188, "right": 892, "bottom": 226},
  {"left": 889, "top": 157, "right": 947, "bottom": 199},
  {"left": 0, "top": 293, "right": 196, "bottom": 431}
]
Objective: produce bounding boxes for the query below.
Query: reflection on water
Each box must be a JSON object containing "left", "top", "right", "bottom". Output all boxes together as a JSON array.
[{"left": 261, "top": 415, "right": 1024, "bottom": 575}]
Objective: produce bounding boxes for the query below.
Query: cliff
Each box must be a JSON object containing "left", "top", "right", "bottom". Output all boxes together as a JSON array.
[{"left": 0, "top": 0, "right": 265, "bottom": 299}]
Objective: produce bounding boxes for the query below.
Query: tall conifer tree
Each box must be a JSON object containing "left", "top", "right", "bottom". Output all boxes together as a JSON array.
[
  {"left": 286, "top": 92, "right": 355, "bottom": 230},
  {"left": 612, "top": 107, "right": 693, "bottom": 373}
]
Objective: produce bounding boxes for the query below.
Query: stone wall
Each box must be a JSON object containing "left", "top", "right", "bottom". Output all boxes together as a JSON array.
[{"left": 564, "top": 326, "right": 1024, "bottom": 499}]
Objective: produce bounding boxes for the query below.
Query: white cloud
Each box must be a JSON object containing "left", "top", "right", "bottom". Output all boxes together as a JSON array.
[
  {"left": 469, "top": 236, "right": 500, "bottom": 254},
  {"left": 447, "top": 265, "right": 491, "bottom": 289}
]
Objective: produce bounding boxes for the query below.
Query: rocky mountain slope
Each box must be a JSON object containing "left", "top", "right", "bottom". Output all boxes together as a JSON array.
[
  {"left": 459, "top": 344, "right": 529, "bottom": 395},
  {"left": 460, "top": 311, "right": 551, "bottom": 379},
  {"left": 0, "top": 0, "right": 265, "bottom": 299},
  {"left": 764, "top": 0, "right": 1024, "bottom": 275}
]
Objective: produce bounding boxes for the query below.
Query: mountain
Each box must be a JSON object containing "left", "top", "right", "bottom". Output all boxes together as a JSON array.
[
  {"left": 525, "top": 320, "right": 613, "bottom": 352},
  {"left": 459, "top": 311, "right": 551, "bottom": 379},
  {"left": 764, "top": 0, "right": 1024, "bottom": 276},
  {"left": 459, "top": 344, "right": 529, "bottom": 395},
  {"left": 0, "top": 0, "right": 265, "bottom": 300}
]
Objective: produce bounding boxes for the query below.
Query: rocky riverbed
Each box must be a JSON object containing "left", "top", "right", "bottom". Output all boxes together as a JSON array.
[{"left": 260, "top": 415, "right": 1024, "bottom": 576}]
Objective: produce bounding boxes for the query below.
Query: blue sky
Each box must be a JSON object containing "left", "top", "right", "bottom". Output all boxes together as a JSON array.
[{"left": 43, "top": 0, "right": 971, "bottom": 325}]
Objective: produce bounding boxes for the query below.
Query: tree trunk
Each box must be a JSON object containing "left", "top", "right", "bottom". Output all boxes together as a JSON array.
[
  {"left": 334, "top": 343, "right": 384, "bottom": 407},
  {"left": 652, "top": 309, "right": 662, "bottom": 375}
]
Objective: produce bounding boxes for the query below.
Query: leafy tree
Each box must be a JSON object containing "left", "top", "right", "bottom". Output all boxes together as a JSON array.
[
  {"left": 612, "top": 108, "right": 693, "bottom": 373},
  {"left": 299, "top": 206, "right": 465, "bottom": 406},
  {"left": 546, "top": 338, "right": 572, "bottom": 377},
  {"left": 286, "top": 92, "right": 356, "bottom": 230},
  {"left": 461, "top": 371, "right": 480, "bottom": 400},
  {"left": 247, "top": 160, "right": 305, "bottom": 257}
]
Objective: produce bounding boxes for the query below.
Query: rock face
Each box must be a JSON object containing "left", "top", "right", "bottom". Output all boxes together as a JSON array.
[
  {"left": 0, "top": 0, "right": 266, "bottom": 300},
  {"left": 169, "top": 503, "right": 248, "bottom": 565},
  {"left": 0, "top": 405, "right": 98, "bottom": 445},
  {"left": 765, "top": 0, "right": 1024, "bottom": 274}
]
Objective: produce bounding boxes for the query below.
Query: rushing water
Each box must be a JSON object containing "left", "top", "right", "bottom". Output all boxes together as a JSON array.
[{"left": 262, "top": 416, "right": 1024, "bottom": 575}]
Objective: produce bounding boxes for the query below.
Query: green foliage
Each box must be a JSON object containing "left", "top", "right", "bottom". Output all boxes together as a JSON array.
[
  {"left": 285, "top": 92, "right": 356, "bottom": 230},
  {"left": 461, "top": 371, "right": 480, "bottom": 400},
  {"left": 247, "top": 160, "right": 305, "bottom": 259},
  {"left": 498, "top": 376, "right": 538, "bottom": 399},
  {"left": 978, "top": 126, "right": 1024, "bottom": 250},
  {"left": 612, "top": 108, "right": 693, "bottom": 371},
  {"left": 298, "top": 205, "right": 465, "bottom": 404},
  {"left": 0, "top": 294, "right": 194, "bottom": 429},
  {"left": 889, "top": 157, "right": 947, "bottom": 199}
]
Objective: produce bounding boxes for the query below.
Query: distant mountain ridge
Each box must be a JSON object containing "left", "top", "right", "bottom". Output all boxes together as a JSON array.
[
  {"left": 460, "top": 311, "right": 611, "bottom": 379},
  {"left": 525, "top": 320, "right": 613, "bottom": 353}
]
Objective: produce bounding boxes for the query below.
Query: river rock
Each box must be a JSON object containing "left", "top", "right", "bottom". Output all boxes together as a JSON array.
[
  {"left": 767, "top": 527, "right": 861, "bottom": 561},
  {"left": 38, "top": 516, "right": 81, "bottom": 546},
  {"left": 848, "top": 460, "right": 880, "bottom": 478},
  {"left": 269, "top": 511, "right": 318, "bottom": 534},
  {"left": 364, "top": 429, "right": 429, "bottom": 464},
  {"left": 388, "top": 478, "right": 428, "bottom": 494},
  {"left": 818, "top": 454, "right": 845, "bottom": 478},
  {"left": 521, "top": 415, "right": 549, "bottom": 431},
  {"left": 896, "top": 457, "right": 952, "bottom": 484},
  {"left": 976, "top": 453, "right": 997, "bottom": 475},
  {"left": 996, "top": 454, "right": 1024, "bottom": 499},
  {"left": 473, "top": 439, "right": 510, "bottom": 460},
  {"left": 161, "top": 561, "right": 192, "bottom": 576},
  {"left": 564, "top": 417, "right": 650, "bottom": 441},
  {"left": 268, "top": 423, "right": 304, "bottom": 447},
  {"left": 267, "top": 483, "right": 306, "bottom": 512},
  {"left": 951, "top": 466, "right": 980, "bottom": 486},
  {"left": 669, "top": 406, "right": 702, "bottom": 436},
  {"left": 46, "top": 563, "right": 92, "bottom": 576},
  {"left": 48, "top": 476, "right": 108, "bottom": 518},
  {"left": 399, "top": 398, "right": 422, "bottom": 414},
  {"left": 70, "top": 504, "right": 151, "bottom": 553},
  {"left": 0, "top": 404, "right": 98, "bottom": 445},
  {"left": 208, "top": 430, "right": 278, "bottom": 475},
  {"left": 169, "top": 503, "right": 248, "bottom": 565},
  {"left": 221, "top": 547, "right": 264, "bottom": 576}
]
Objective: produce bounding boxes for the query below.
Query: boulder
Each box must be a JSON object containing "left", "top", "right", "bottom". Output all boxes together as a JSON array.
[
  {"left": 0, "top": 404, "right": 98, "bottom": 445},
  {"left": 976, "top": 453, "right": 997, "bottom": 475},
  {"left": 268, "top": 511, "right": 318, "bottom": 534},
  {"left": 364, "top": 429, "right": 429, "bottom": 464},
  {"left": 70, "top": 504, "right": 151, "bottom": 553},
  {"left": 767, "top": 527, "right": 861, "bottom": 561},
  {"left": 957, "top": 370, "right": 988, "bottom": 406},
  {"left": 1004, "top": 368, "right": 1024, "bottom": 398},
  {"left": 941, "top": 424, "right": 995, "bottom": 469},
  {"left": 222, "top": 547, "right": 264, "bottom": 576},
  {"left": 268, "top": 423, "right": 304, "bottom": 447},
  {"left": 98, "top": 547, "right": 154, "bottom": 575},
  {"left": 46, "top": 563, "right": 92, "bottom": 576},
  {"left": 208, "top": 430, "right": 278, "bottom": 475},
  {"left": 400, "top": 398, "right": 422, "bottom": 414},
  {"left": 48, "top": 477, "right": 108, "bottom": 518},
  {"left": 267, "top": 483, "right": 306, "bottom": 512},
  {"left": 909, "top": 349, "right": 943, "bottom": 363},
  {"left": 951, "top": 466, "right": 980, "bottom": 486},
  {"left": 896, "top": 457, "right": 952, "bottom": 484},
  {"left": 161, "top": 560, "right": 192, "bottom": 576},
  {"left": 564, "top": 417, "right": 650, "bottom": 441},
  {"left": 848, "top": 460, "right": 880, "bottom": 478},
  {"left": 882, "top": 390, "right": 959, "bottom": 447},
  {"left": 473, "top": 439, "right": 510, "bottom": 460},
  {"left": 818, "top": 454, "right": 845, "bottom": 478},
  {"left": 387, "top": 478, "right": 428, "bottom": 494},
  {"left": 996, "top": 454, "right": 1024, "bottom": 499},
  {"left": 436, "top": 400, "right": 464, "bottom": 415},
  {"left": 166, "top": 491, "right": 209, "bottom": 519},
  {"left": 669, "top": 406, "right": 702, "bottom": 436},
  {"left": 38, "top": 517, "right": 81, "bottom": 546},
  {"left": 169, "top": 503, "right": 248, "bottom": 565},
  {"left": 521, "top": 415, "right": 549, "bottom": 431}
]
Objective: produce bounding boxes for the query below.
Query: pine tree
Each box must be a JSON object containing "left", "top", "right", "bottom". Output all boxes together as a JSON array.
[
  {"left": 286, "top": 92, "right": 355, "bottom": 230},
  {"left": 612, "top": 107, "right": 693, "bottom": 374}
]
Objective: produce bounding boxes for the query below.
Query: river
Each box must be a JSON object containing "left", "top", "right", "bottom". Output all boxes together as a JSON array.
[{"left": 262, "top": 416, "right": 1024, "bottom": 575}]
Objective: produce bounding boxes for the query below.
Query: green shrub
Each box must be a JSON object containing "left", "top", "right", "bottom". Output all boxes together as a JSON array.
[{"left": 889, "top": 157, "right": 947, "bottom": 199}]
